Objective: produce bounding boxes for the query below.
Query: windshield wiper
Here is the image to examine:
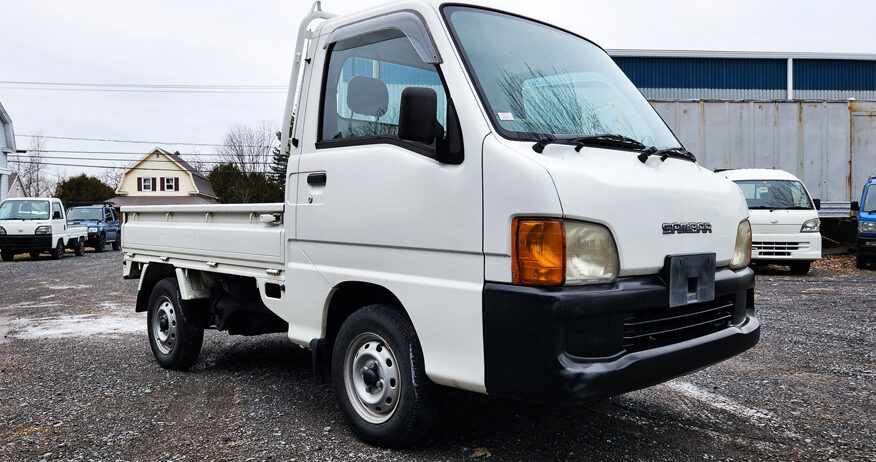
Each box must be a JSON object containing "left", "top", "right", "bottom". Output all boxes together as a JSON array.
[
  {"left": 532, "top": 134, "right": 645, "bottom": 153},
  {"left": 637, "top": 146, "right": 697, "bottom": 164}
]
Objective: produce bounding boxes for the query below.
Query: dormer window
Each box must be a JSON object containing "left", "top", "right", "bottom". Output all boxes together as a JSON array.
[
  {"left": 165, "top": 177, "right": 176, "bottom": 191},
  {"left": 142, "top": 177, "right": 153, "bottom": 191}
]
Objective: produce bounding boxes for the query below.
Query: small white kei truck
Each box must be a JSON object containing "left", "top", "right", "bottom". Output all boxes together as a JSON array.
[
  {"left": 123, "top": 1, "right": 760, "bottom": 446},
  {"left": 721, "top": 168, "right": 822, "bottom": 274},
  {"left": 0, "top": 197, "right": 87, "bottom": 261}
]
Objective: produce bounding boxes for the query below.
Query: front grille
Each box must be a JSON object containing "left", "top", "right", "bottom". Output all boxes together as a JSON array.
[
  {"left": 623, "top": 296, "right": 735, "bottom": 352},
  {"left": 753, "top": 241, "right": 808, "bottom": 257}
]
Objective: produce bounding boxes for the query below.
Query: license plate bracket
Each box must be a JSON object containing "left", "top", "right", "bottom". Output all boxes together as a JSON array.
[{"left": 663, "top": 253, "right": 716, "bottom": 308}]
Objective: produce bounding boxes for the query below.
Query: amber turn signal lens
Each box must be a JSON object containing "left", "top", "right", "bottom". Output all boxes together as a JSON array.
[{"left": 512, "top": 218, "right": 565, "bottom": 285}]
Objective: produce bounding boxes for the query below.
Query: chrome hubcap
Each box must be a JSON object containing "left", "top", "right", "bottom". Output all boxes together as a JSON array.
[
  {"left": 151, "top": 297, "right": 177, "bottom": 355},
  {"left": 344, "top": 332, "right": 401, "bottom": 424}
]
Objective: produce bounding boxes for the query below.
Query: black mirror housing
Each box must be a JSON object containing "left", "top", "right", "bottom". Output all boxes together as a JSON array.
[
  {"left": 813, "top": 199, "right": 821, "bottom": 210},
  {"left": 53, "top": 211, "right": 62, "bottom": 219},
  {"left": 851, "top": 201, "right": 860, "bottom": 212},
  {"left": 398, "top": 87, "right": 443, "bottom": 145}
]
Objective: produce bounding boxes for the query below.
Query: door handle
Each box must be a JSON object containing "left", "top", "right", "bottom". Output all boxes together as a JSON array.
[{"left": 307, "top": 172, "right": 327, "bottom": 186}]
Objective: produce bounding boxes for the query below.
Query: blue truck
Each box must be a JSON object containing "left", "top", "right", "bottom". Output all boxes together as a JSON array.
[
  {"left": 66, "top": 203, "right": 121, "bottom": 252},
  {"left": 857, "top": 176, "right": 876, "bottom": 269}
]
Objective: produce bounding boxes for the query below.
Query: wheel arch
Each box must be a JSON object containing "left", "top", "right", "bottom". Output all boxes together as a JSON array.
[{"left": 135, "top": 263, "right": 176, "bottom": 312}]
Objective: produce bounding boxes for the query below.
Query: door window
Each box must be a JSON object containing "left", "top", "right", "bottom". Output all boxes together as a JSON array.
[
  {"left": 320, "top": 30, "right": 447, "bottom": 147},
  {"left": 52, "top": 202, "right": 63, "bottom": 219}
]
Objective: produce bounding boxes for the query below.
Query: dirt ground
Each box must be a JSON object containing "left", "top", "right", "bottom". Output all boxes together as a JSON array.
[{"left": 1, "top": 251, "right": 874, "bottom": 461}]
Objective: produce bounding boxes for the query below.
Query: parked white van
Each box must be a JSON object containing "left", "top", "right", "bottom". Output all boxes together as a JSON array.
[{"left": 721, "top": 169, "right": 822, "bottom": 274}]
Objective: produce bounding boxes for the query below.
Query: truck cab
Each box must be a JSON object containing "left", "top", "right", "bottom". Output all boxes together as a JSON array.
[
  {"left": 721, "top": 169, "right": 822, "bottom": 274},
  {"left": 856, "top": 176, "right": 876, "bottom": 268},
  {"left": 0, "top": 197, "right": 87, "bottom": 261},
  {"left": 123, "top": 1, "right": 760, "bottom": 446},
  {"left": 66, "top": 204, "right": 121, "bottom": 252}
]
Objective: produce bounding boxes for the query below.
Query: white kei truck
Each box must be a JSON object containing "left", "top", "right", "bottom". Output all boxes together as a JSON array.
[
  {"left": 720, "top": 168, "right": 822, "bottom": 274},
  {"left": 122, "top": 1, "right": 760, "bottom": 446},
  {"left": 0, "top": 197, "right": 87, "bottom": 261}
]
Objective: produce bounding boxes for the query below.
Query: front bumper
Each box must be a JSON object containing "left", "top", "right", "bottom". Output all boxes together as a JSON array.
[
  {"left": 0, "top": 234, "right": 53, "bottom": 251},
  {"left": 483, "top": 267, "right": 759, "bottom": 404},
  {"left": 858, "top": 237, "right": 876, "bottom": 257},
  {"left": 751, "top": 232, "right": 821, "bottom": 261}
]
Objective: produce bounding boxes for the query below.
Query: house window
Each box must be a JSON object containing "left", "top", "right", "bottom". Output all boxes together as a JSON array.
[
  {"left": 142, "top": 177, "right": 153, "bottom": 191},
  {"left": 165, "top": 177, "right": 176, "bottom": 191}
]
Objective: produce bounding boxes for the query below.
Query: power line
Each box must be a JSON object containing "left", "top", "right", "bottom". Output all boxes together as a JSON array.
[
  {"left": 10, "top": 154, "right": 272, "bottom": 165},
  {"left": 0, "top": 80, "right": 285, "bottom": 89},
  {"left": 9, "top": 159, "right": 271, "bottom": 174},
  {"left": 15, "top": 134, "right": 274, "bottom": 148},
  {"left": 0, "top": 86, "right": 285, "bottom": 94}
]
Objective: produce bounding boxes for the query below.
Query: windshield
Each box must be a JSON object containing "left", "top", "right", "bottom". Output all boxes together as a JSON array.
[
  {"left": 67, "top": 208, "right": 103, "bottom": 221},
  {"left": 864, "top": 186, "right": 876, "bottom": 212},
  {"left": 0, "top": 200, "right": 51, "bottom": 220},
  {"left": 734, "top": 180, "right": 814, "bottom": 210},
  {"left": 443, "top": 6, "right": 681, "bottom": 147}
]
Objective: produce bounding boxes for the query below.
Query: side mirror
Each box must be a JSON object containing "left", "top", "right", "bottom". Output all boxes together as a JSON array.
[
  {"left": 398, "top": 87, "right": 464, "bottom": 165},
  {"left": 851, "top": 201, "right": 860, "bottom": 212},
  {"left": 813, "top": 199, "right": 821, "bottom": 210},
  {"left": 53, "top": 211, "right": 62, "bottom": 219}
]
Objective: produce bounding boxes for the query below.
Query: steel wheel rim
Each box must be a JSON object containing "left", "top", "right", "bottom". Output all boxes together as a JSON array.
[
  {"left": 151, "top": 296, "right": 178, "bottom": 355},
  {"left": 343, "top": 332, "right": 401, "bottom": 424}
]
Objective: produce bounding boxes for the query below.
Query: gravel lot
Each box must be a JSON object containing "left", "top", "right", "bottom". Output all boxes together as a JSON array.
[{"left": 1, "top": 251, "right": 874, "bottom": 461}]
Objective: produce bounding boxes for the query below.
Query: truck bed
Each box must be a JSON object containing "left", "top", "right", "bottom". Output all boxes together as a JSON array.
[{"left": 121, "top": 203, "right": 285, "bottom": 279}]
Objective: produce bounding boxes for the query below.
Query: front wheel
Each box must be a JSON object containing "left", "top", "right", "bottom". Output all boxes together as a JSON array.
[
  {"left": 74, "top": 238, "right": 85, "bottom": 256},
  {"left": 788, "top": 260, "right": 812, "bottom": 275},
  {"left": 94, "top": 234, "right": 106, "bottom": 253},
  {"left": 332, "top": 305, "right": 437, "bottom": 448},
  {"left": 857, "top": 253, "right": 868, "bottom": 269},
  {"left": 147, "top": 278, "right": 204, "bottom": 370},
  {"left": 50, "top": 240, "right": 64, "bottom": 260},
  {"left": 1, "top": 250, "right": 14, "bottom": 262}
]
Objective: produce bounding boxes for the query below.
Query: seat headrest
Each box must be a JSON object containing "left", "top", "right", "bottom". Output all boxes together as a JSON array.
[{"left": 347, "top": 75, "right": 389, "bottom": 118}]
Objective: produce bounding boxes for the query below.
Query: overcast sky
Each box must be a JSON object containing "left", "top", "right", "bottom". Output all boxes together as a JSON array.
[{"left": 2, "top": 0, "right": 875, "bottom": 180}]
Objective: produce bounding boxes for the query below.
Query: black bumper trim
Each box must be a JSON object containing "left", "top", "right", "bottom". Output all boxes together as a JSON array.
[
  {"left": 483, "top": 267, "right": 759, "bottom": 403},
  {"left": 857, "top": 237, "right": 876, "bottom": 256},
  {"left": 0, "top": 234, "right": 53, "bottom": 251}
]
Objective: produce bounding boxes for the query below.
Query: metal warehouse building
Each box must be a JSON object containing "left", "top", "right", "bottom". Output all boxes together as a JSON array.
[{"left": 609, "top": 50, "right": 876, "bottom": 217}]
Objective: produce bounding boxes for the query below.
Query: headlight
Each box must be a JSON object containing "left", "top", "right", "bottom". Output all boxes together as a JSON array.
[
  {"left": 730, "top": 220, "right": 752, "bottom": 269},
  {"left": 860, "top": 221, "right": 876, "bottom": 233},
  {"left": 88, "top": 227, "right": 99, "bottom": 233},
  {"left": 565, "top": 221, "right": 619, "bottom": 284},
  {"left": 34, "top": 226, "right": 52, "bottom": 235},
  {"left": 0, "top": 226, "right": 5, "bottom": 235},
  {"left": 511, "top": 218, "right": 618, "bottom": 286},
  {"left": 801, "top": 218, "right": 820, "bottom": 233}
]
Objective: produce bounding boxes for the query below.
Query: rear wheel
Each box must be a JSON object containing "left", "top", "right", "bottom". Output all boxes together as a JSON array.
[
  {"left": 50, "top": 240, "right": 64, "bottom": 260},
  {"left": 332, "top": 305, "right": 437, "bottom": 448},
  {"left": 147, "top": 278, "right": 204, "bottom": 370},
  {"left": 94, "top": 234, "right": 106, "bottom": 252},
  {"left": 1, "top": 250, "right": 14, "bottom": 262},
  {"left": 857, "top": 253, "right": 868, "bottom": 269},
  {"left": 788, "top": 260, "right": 811, "bottom": 275},
  {"left": 74, "top": 238, "right": 85, "bottom": 256},
  {"left": 111, "top": 233, "right": 121, "bottom": 251}
]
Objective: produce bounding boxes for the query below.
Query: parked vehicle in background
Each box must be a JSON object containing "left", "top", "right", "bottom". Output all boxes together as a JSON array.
[
  {"left": 0, "top": 198, "right": 86, "bottom": 261},
  {"left": 721, "top": 169, "right": 822, "bottom": 274},
  {"left": 122, "top": 1, "right": 760, "bottom": 446},
  {"left": 856, "top": 176, "right": 876, "bottom": 269},
  {"left": 66, "top": 203, "right": 121, "bottom": 252}
]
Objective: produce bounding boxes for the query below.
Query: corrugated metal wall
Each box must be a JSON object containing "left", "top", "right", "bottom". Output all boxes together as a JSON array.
[{"left": 651, "top": 100, "right": 876, "bottom": 205}]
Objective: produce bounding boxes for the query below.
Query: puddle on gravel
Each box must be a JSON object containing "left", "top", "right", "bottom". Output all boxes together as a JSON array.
[{"left": 0, "top": 314, "right": 144, "bottom": 342}]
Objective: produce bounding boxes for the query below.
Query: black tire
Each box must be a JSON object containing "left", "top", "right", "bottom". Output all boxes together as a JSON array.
[
  {"left": 857, "top": 253, "right": 868, "bottom": 269},
  {"left": 147, "top": 278, "right": 204, "bottom": 370},
  {"left": 1, "top": 250, "right": 14, "bottom": 262},
  {"left": 332, "top": 304, "right": 437, "bottom": 448},
  {"left": 29, "top": 251, "right": 40, "bottom": 259},
  {"left": 50, "top": 240, "right": 64, "bottom": 260},
  {"left": 94, "top": 233, "right": 106, "bottom": 252},
  {"left": 788, "top": 260, "right": 812, "bottom": 275},
  {"left": 74, "top": 238, "right": 86, "bottom": 256},
  {"left": 111, "top": 235, "right": 121, "bottom": 251}
]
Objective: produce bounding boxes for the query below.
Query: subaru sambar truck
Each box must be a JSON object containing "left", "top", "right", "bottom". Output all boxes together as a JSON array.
[
  {"left": 122, "top": 1, "right": 760, "bottom": 447},
  {"left": 0, "top": 197, "right": 87, "bottom": 261}
]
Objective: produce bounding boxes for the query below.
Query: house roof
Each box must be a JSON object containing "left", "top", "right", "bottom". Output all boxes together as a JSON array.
[{"left": 107, "top": 195, "right": 217, "bottom": 206}]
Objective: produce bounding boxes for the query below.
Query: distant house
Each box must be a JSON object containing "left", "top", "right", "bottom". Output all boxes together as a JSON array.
[
  {"left": 0, "top": 101, "right": 15, "bottom": 202},
  {"left": 7, "top": 173, "right": 24, "bottom": 198},
  {"left": 109, "top": 147, "right": 218, "bottom": 206}
]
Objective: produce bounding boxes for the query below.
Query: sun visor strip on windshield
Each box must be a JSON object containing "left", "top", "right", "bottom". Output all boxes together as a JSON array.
[{"left": 325, "top": 9, "right": 442, "bottom": 64}]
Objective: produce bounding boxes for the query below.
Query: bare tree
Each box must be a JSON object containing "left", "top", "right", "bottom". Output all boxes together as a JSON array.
[
  {"left": 217, "top": 121, "right": 277, "bottom": 174},
  {"left": 98, "top": 166, "right": 125, "bottom": 191},
  {"left": 181, "top": 148, "right": 208, "bottom": 176},
  {"left": 11, "top": 130, "right": 56, "bottom": 197}
]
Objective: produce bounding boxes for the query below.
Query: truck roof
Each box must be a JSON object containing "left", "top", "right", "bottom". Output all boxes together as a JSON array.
[{"left": 719, "top": 168, "right": 802, "bottom": 182}]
